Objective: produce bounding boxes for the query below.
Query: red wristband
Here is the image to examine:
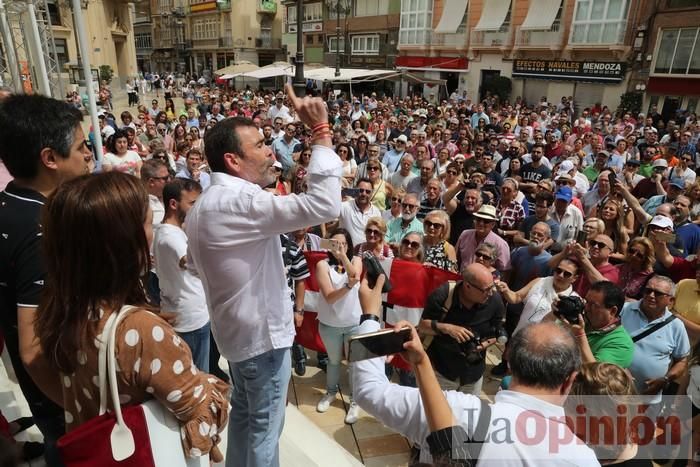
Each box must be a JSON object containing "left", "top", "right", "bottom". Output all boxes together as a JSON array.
[{"left": 312, "top": 122, "right": 330, "bottom": 132}]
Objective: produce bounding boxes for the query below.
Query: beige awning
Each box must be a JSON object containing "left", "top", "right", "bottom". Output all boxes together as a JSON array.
[
  {"left": 474, "top": 0, "right": 511, "bottom": 31},
  {"left": 434, "top": 0, "right": 468, "bottom": 34},
  {"left": 520, "top": 0, "right": 562, "bottom": 30}
]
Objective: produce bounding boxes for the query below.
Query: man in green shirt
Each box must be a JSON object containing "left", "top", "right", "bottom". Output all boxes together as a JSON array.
[
  {"left": 582, "top": 150, "right": 609, "bottom": 184},
  {"left": 559, "top": 280, "right": 634, "bottom": 368},
  {"left": 638, "top": 145, "right": 657, "bottom": 178}
]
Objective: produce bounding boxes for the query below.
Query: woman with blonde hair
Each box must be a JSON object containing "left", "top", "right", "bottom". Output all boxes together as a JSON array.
[
  {"left": 398, "top": 232, "right": 424, "bottom": 263},
  {"left": 616, "top": 237, "right": 655, "bottom": 301},
  {"left": 686, "top": 179, "right": 700, "bottom": 223},
  {"left": 423, "top": 210, "right": 457, "bottom": 272},
  {"left": 355, "top": 217, "right": 394, "bottom": 259},
  {"left": 566, "top": 362, "right": 651, "bottom": 466},
  {"left": 595, "top": 199, "right": 631, "bottom": 261},
  {"left": 582, "top": 217, "right": 606, "bottom": 244}
]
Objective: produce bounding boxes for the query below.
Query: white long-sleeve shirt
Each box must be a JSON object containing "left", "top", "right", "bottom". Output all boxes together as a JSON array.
[
  {"left": 185, "top": 145, "right": 342, "bottom": 363},
  {"left": 352, "top": 320, "right": 600, "bottom": 466}
]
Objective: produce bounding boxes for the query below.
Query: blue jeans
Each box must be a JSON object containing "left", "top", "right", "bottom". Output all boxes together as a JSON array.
[
  {"left": 318, "top": 322, "right": 359, "bottom": 395},
  {"left": 179, "top": 322, "right": 210, "bottom": 373},
  {"left": 226, "top": 347, "right": 291, "bottom": 467}
]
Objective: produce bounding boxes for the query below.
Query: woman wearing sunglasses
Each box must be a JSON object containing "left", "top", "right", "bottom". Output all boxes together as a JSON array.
[
  {"left": 423, "top": 210, "right": 457, "bottom": 272},
  {"left": 398, "top": 232, "right": 424, "bottom": 263},
  {"left": 291, "top": 143, "right": 312, "bottom": 194},
  {"left": 314, "top": 228, "right": 362, "bottom": 424},
  {"left": 497, "top": 258, "right": 580, "bottom": 336},
  {"left": 382, "top": 188, "right": 405, "bottom": 222},
  {"left": 355, "top": 217, "right": 393, "bottom": 259},
  {"left": 472, "top": 243, "right": 501, "bottom": 280},
  {"left": 616, "top": 237, "right": 655, "bottom": 301}
]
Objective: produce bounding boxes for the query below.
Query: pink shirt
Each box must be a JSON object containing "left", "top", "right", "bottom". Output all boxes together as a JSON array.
[{"left": 455, "top": 230, "right": 511, "bottom": 272}]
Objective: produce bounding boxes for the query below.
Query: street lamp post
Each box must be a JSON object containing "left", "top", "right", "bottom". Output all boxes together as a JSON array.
[
  {"left": 292, "top": 0, "right": 305, "bottom": 96},
  {"left": 325, "top": 0, "right": 350, "bottom": 78}
]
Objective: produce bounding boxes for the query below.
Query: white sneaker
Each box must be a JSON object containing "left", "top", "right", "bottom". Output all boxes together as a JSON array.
[
  {"left": 316, "top": 393, "right": 335, "bottom": 413},
  {"left": 344, "top": 401, "right": 359, "bottom": 424}
]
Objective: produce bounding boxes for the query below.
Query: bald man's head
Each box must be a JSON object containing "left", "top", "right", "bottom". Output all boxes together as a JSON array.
[{"left": 509, "top": 322, "right": 580, "bottom": 390}]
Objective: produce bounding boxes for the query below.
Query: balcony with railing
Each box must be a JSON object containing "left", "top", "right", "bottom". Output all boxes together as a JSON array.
[
  {"left": 255, "top": 37, "right": 282, "bottom": 49},
  {"left": 469, "top": 28, "right": 513, "bottom": 49},
  {"left": 257, "top": 0, "right": 277, "bottom": 14},
  {"left": 430, "top": 31, "right": 467, "bottom": 49},
  {"left": 515, "top": 23, "right": 564, "bottom": 49}
]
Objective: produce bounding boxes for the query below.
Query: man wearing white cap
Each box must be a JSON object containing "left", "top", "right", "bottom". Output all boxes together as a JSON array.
[
  {"left": 382, "top": 135, "right": 408, "bottom": 174},
  {"left": 555, "top": 159, "right": 589, "bottom": 197}
]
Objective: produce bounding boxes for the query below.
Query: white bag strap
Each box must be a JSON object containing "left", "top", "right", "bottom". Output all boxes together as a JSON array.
[
  {"left": 97, "top": 310, "right": 118, "bottom": 416},
  {"left": 106, "top": 305, "right": 138, "bottom": 461}
]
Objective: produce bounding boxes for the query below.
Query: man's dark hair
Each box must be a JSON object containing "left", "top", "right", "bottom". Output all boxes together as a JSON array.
[
  {"left": 510, "top": 322, "right": 581, "bottom": 390},
  {"left": 356, "top": 177, "right": 373, "bottom": 188},
  {"left": 532, "top": 142, "right": 546, "bottom": 152},
  {"left": 534, "top": 191, "right": 555, "bottom": 206},
  {"left": 204, "top": 116, "right": 256, "bottom": 173},
  {"left": 0, "top": 94, "right": 83, "bottom": 179},
  {"left": 588, "top": 281, "right": 625, "bottom": 317},
  {"left": 163, "top": 177, "right": 202, "bottom": 208}
]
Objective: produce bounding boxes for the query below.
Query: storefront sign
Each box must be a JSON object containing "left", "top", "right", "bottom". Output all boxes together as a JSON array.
[
  {"left": 288, "top": 22, "right": 323, "bottom": 33},
  {"left": 512, "top": 60, "right": 625, "bottom": 82},
  {"left": 350, "top": 56, "right": 387, "bottom": 66},
  {"left": 395, "top": 56, "right": 468, "bottom": 71},
  {"left": 190, "top": 1, "right": 217, "bottom": 13}
]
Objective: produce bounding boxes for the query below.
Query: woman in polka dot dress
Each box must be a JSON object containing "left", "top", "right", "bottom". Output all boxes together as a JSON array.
[{"left": 34, "top": 172, "right": 230, "bottom": 462}]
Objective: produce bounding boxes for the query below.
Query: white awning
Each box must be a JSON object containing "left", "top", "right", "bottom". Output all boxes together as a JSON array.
[
  {"left": 242, "top": 65, "right": 295, "bottom": 79},
  {"left": 474, "top": 0, "right": 511, "bottom": 31},
  {"left": 434, "top": 0, "right": 468, "bottom": 34},
  {"left": 520, "top": 0, "right": 562, "bottom": 30},
  {"left": 304, "top": 67, "right": 395, "bottom": 82}
]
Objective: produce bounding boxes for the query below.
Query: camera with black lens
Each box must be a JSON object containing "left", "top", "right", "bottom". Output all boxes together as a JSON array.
[
  {"left": 554, "top": 295, "right": 585, "bottom": 325},
  {"left": 459, "top": 332, "right": 484, "bottom": 365}
]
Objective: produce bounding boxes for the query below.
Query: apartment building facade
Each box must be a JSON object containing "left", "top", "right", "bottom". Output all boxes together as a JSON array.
[
  {"left": 41, "top": 0, "right": 139, "bottom": 88},
  {"left": 397, "top": 0, "right": 651, "bottom": 110},
  {"left": 636, "top": 0, "right": 700, "bottom": 120},
  {"left": 281, "top": 0, "right": 400, "bottom": 70},
  {"left": 150, "top": 0, "right": 285, "bottom": 75}
]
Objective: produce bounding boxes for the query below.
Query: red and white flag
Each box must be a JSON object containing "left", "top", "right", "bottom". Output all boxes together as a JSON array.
[{"left": 295, "top": 252, "right": 460, "bottom": 360}]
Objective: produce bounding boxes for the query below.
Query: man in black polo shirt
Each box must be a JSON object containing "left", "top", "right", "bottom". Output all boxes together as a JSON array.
[
  {"left": 0, "top": 94, "right": 93, "bottom": 466},
  {"left": 418, "top": 263, "right": 505, "bottom": 396}
]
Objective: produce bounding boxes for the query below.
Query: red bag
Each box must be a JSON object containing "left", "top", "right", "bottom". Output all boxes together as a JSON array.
[{"left": 56, "top": 307, "right": 207, "bottom": 467}]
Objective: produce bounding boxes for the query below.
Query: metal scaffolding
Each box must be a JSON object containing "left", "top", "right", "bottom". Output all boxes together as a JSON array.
[{"left": 0, "top": 0, "right": 64, "bottom": 96}]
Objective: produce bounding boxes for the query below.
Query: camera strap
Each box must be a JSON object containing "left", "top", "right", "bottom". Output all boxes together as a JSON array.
[
  {"left": 631, "top": 314, "right": 676, "bottom": 343},
  {"left": 421, "top": 280, "right": 458, "bottom": 350}
]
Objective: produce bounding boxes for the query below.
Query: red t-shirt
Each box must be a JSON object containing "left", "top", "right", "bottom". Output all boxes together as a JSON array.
[
  {"left": 668, "top": 256, "right": 697, "bottom": 283},
  {"left": 574, "top": 262, "right": 620, "bottom": 297}
]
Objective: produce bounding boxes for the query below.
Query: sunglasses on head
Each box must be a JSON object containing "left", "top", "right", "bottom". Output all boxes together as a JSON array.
[{"left": 401, "top": 239, "right": 421, "bottom": 249}]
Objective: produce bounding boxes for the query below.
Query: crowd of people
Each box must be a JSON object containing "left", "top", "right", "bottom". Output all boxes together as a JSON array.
[{"left": 1, "top": 77, "right": 700, "bottom": 466}]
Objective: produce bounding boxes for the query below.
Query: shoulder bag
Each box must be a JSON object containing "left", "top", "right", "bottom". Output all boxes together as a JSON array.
[{"left": 57, "top": 306, "right": 208, "bottom": 467}]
